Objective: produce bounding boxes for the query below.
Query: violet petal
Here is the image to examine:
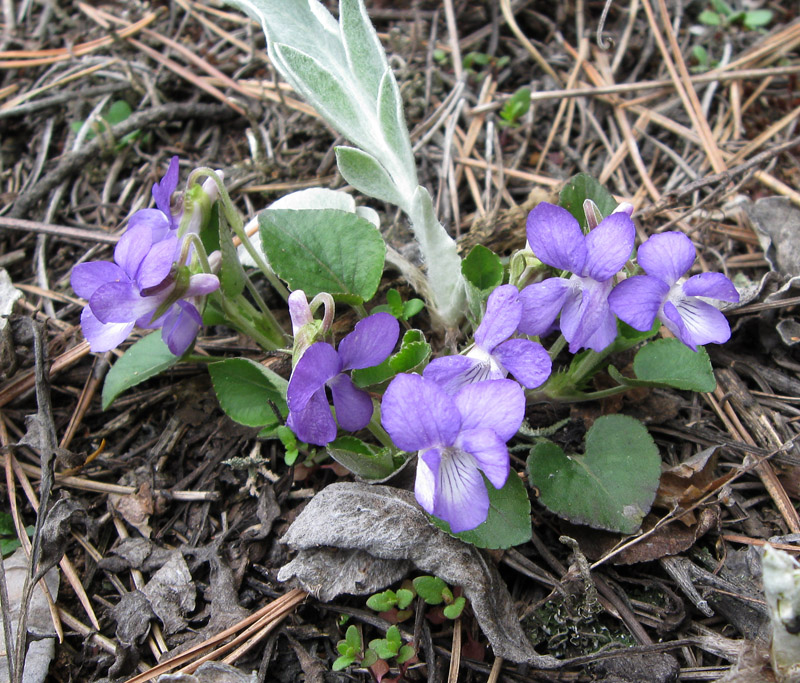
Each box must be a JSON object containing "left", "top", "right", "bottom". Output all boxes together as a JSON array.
[
  {"left": 115, "top": 223, "right": 154, "bottom": 280},
  {"left": 492, "top": 339, "right": 552, "bottom": 389},
  {"left": 328, "top": 373, "right": 374, "bottom": 432},
  {"left": 152, "top": 156, "right": 180, "bottom": 223},
  {"left": 583, "top": 212, "right": 635, "bottom": 281},
  {"left": 286, "top": 342, "right": 342, "bottom": 413},
  {"left": 80, "top": 307, "right": 134, "bottom": 352},
  {"left": 71, "top": 261, "right": 127, "bottom": 300},
  {"left": 560, "top": 278, "right": 613, "bottom": 353},
  {"left": 337, "top": 312, "right": 399, "bottom": 370},
  {"left": 90, "top": 281, "right": 156, "bottom": 323},
  {"left": 682, "top": 272, "right": 740, "bottom": 302},
  {"left": 474, "top": 285, "right": 522, "bottom": 352},
  {"left": 608, "top": 275, "right": 669, "bottom": 331},
  {"left": 455, "top": 428, "right": 510, "bottom": 490},
  {"left": 185, "top": 273, "right": 220, "bottom": 297},
  {"left": 454, "top": 379, "right": 525, "bottom": 442},
  {"left": 662, "top": 298, "right": 731, "bottom": 350},
  {"left": 423, "top": 355, "right": 492, "bottom": 395},
  {"left": 136, "top": 236, "right": 178, "bottom": 290},
  {"left": 127, "top": 208, "right": 172, "bottom": 244},
  {"left": 161, "top": 300, "right": 202, "bottom": 356},
  {"left": 415, "top": 449, "right": 440, "bottom": 515},
  {"left": 287, "top": 388, "right": 337, "bottom": 446},
  {"left": 433, "top": 449, "right": 489, "bottom": 533},
  {"left": 517, "top": 278, "right": 571, "bottom": 337},
  {"left": 582, "top": 307, "right": 619, "bottom": 353},
  {"left": 525, "top": 202, "right": 587, "bottom": 274},
  {"left": 381, "top": 374, "right": 460, "bottom": 452},
  {"left": 638, "top": 232, "right": 695, "bottom": 286}
]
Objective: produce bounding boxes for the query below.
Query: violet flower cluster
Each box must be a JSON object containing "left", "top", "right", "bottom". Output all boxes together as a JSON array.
[
  {"left": 71, "top": 157, "right": 221, "bottom": 356},
  {"left": 284, "top": 200, "right": 739, "bottom": 534},
  {"left": 517, "top": 202, "right": 739, "bottom": 354}
]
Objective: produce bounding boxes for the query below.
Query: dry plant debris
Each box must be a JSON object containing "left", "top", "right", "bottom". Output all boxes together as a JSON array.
[{"left": 1, "top": 0, "right": 800, "bottom": 681}]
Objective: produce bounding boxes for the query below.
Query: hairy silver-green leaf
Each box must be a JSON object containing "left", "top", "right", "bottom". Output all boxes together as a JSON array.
[{"left": 335, "top": 147, "right": 405, "bottom": 207}]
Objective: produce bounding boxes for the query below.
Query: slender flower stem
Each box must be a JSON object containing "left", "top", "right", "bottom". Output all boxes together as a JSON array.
[
  {"left": 189, "top": 168, "right": 290, "bottom": 301},
  {"left": 548, "top": 334, "right": 567, "bottom": 360},
  {"left": 367, "top": 402, "right": 394, "bottom": 450},
  {"left": 211, "top": 290, "right": 282, "bottom": 351}
]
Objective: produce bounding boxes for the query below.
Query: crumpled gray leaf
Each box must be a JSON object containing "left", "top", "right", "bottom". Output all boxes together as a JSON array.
[
  {"left": 747, "top": 197, "right": 800, "bottom": 276},
  {"left": 281, "top": 547, "right": 410, "bottom": 599},
  {"left": 277, "top": 482, "right": 559, "bottom": 667},
  {"left": 34, "top": 497, "right": 87, "bottom": 581},
  {"left": 0, "top": 547, "right": 59, "bottom": 683},
  {"left": 142, "top": 551, "right": 196, "bottom": 635},
  {"left": 98, "top": 537, "right": 176, "bottom": 573},
  {"left": 109, "top": 590, "right": 155, "bottom": 678},
  {"left": 157, "top": 662, "right": 257, "bottom": 682},
  {"left": 170, "top": 544, "right": 249, "bottom": 655},
  {"left": 241, "top": 485, "right": 281, "bottom": 541}
]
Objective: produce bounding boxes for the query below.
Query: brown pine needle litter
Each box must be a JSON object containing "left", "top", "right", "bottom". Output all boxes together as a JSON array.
[{"left": 2, "top": 1, "right": 800, "bottom": 680}]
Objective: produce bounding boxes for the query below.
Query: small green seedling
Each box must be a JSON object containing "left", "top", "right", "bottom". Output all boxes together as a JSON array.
[
  {"left": 0, "top": 512, "right": 33, "bottom": 557},
  {"left": 412, "top": 575, "right": 467, "bottom": 619},
  {"left": 70, "top": 100, "right": 145, "bottom": 150},
  {"left": 698, "top": 0, "right": 772, "bottom": 30},
  {"left": 369, "top": 625, "right": 415, "bottom": 664},
  {"left": 366, "top": 587, "right": 415, "bottom": 612},
  {"left": 276, "top": 425, "right": 300, "bottom": 466},
  {"left": 462, "top": 51, "right": 510, "bottom": 75},
  {"left": 372, "top": 289, "right": 424, "bottom": 321},
  {"left": 499, "top": 87, "right": 532, "bottom": 127},
  {"left": 333, "top": 625, "right": 366, "bottom": 671}
]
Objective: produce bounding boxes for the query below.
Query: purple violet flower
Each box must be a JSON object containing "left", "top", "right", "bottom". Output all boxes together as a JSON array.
[
  {"left": 381, "top": 374, "right": 525, "bottom": 532},
  {"left": 517, "top": 202, "right": 635, "bottom": 353},
  {"left": 608, "top": 231, "right": 739, "bottom": 350},
  {"left": 71, "top": 158, "right": 220, "bottom": 355},
  {"left": 424, "top": 284, "right": 551, "bottom": 393},
  {"left": 286, "top": 313, "right": 400, "bottom": 446}
]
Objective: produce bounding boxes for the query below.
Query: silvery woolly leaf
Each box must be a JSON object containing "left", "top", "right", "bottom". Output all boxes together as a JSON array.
[
  {"left": 339, "top": 0, "right": 387, "bottom": 98},
  {"left": 277, "top": 482, "right": 559, "bottom": 667},
  {"left": 335, "top": 147, "right": 405, "bottom": 208},
  {"left": 376, "top": 68, "right": 416, "bottom": 183}
]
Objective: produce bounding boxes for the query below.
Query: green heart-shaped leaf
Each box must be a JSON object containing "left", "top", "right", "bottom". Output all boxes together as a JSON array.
[
  {"left": 633, "top": 338, "right": 716, "bottom": 392},
  {"left": 527, "top": 415, "right": 660, "bottom": 534},
  {"left": 259, "top": 208, "right": 385, "bottom": 304},
  {"left": 208, "top": 358, "right": 287, "bottom": 427}
]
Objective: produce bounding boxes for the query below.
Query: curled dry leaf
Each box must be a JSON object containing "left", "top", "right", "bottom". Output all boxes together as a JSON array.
[
  {"left": 142, "top": 551, "right": 196, "bottom": 635},
  {"left": 0, "top": 547, "right": 59, "bottom": 683},
  {"left": 277, "top": 482, "right": 559, "bottom": 667}
]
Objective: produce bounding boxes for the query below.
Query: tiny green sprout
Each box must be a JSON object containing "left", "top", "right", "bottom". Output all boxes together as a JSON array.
[
  {"left": 366, "top": 589, "right": 399, "bottom": 612},
  {"left": 276, "top": 425, "right": 300, "bottom": 466},
  {"left": 691, "top": 45, "right": 710, "bottom": 72},
  {"left": 361, "top": 649, "right": 378, "bottom": 668},
  {"left": 443, "top": 596, "right": 467, "bottom": 620},
  {"left": 338, "top": 614, "right": 350, "bottom": 627},
  {"left": 412, "top": 575, "right": 448, "bottom": 605},
  {"left": 332, "top": 624, "right": 362, "bottom": 671},
  {"left": 396, "top": 588, "right": 414, "bottom": 610},
  {"left": 372, "top": 289, "right": 424, "bottom": 321},
  {"left": 397, "top": 644, "right": 416, "bottom": 664},
  {"left": 499, "top": 87, "right": 532, "bottom": 127},
  {"left": 369, "top": 625, "right": 404, "bottom": 660},
  {"left": 433, "top": 48, "right": 448, "bottom": 64},
  {"left": 70, "top": 100, "right": 144, "bottom": 150},
  {"left": 698, "top": 0, "right": 771, "bottom": 30}
]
